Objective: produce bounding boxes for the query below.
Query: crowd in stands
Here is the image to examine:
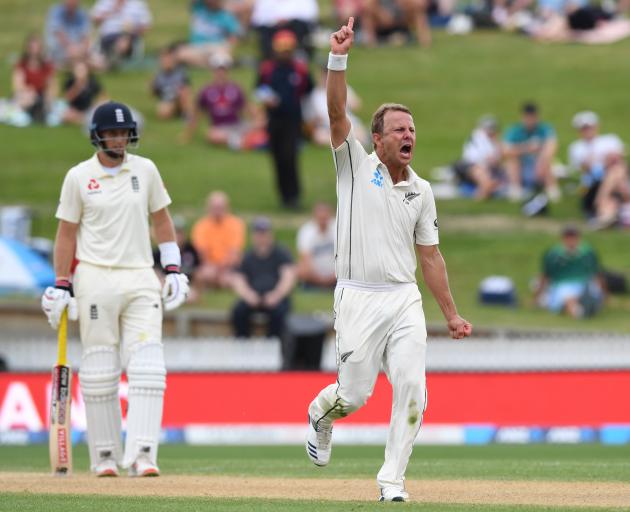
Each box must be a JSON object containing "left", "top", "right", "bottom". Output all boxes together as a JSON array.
[{"left": 3, "top": 0, "right": 630, "bottom": 328}]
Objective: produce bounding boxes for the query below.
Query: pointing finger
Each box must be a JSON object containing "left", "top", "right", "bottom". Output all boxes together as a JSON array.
[{"left": 347, "top": 17, "right": 355, "bottom": 32}]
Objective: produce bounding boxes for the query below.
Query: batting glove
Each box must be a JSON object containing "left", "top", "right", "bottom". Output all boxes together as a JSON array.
[
  {"left": 41, "top": 279, "right": 79, "bottom": 330},
  {"left": 162, "top": 266, "right": 189, "bottom": 311}
]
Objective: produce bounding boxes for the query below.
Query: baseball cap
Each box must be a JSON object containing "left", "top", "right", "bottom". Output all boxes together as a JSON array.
[
  {"left": 209, "top": 52, "right": 233, "bottom": 69},
  {"left": 572, "top": 111, "right": 599, "bottom": 129},
  {"left": 478, "top": 115, "right": 499, "bottom": 132},
  {"left": 252, "top": 216, "right": 272, "bottom": 232},
  {"left": 272, "top": 29, "right": 297, "bottom": 52}
]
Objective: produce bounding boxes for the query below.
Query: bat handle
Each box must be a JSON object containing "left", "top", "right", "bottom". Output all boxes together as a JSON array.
[{"left": 58, "top": 309, "right": 68, "bottom": 366}]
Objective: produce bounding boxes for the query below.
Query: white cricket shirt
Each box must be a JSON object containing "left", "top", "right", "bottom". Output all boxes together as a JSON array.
[
  {"left": 332, "top": 129, "right": 439, "bottom": 284},
  {"left": 56, "top": 153, "right": 172, "bottom": 268},
  {"left": 568, "top": 134, "right": 625, "bottom": 171}
]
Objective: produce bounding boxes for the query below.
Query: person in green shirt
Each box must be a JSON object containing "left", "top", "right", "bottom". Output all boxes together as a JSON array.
[{"left": 535, "top": 224, "right": 604, "bottom": 318}]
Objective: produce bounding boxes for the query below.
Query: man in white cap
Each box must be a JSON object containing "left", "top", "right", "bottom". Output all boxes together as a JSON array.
[{"left": 568, "top": 111, "right": 630, "bottom": 229}]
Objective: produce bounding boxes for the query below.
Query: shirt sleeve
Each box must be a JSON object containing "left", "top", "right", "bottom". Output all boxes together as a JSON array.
[
  {"left": 55, "top": 171, "right": 82, "bottom": 223},
  {"left": 147, "top": 163, "right": 172, "bottom": 213},
  {"left": 503, "top": 125, "right": 518, "bottom": 144},
  {"left": 568, "top": 141, "right": 583, "bottom": 170},
  {"left": 232, "top": 217, "right": 246, "bottom": 251},
  {"left": 332, "top": 125, "right": 368, "bottom": 177},
  {"left": 277, "top": 246, "right": 294, "bottom": 265},
  {"left": 414, "top": 184, "right": 439, "bottom": 246},
  {"left": 542, "top": 123, "right": 556, "bottom": 140}
]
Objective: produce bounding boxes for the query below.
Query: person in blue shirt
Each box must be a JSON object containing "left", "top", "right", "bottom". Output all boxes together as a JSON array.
[
  {"left": 503, "top": 102, "right": 560, "bottom": 202},
  {"left": 178, "top": 0, "right": 241, "bottom": 68},
  {"left": 45, "top": 0, "right": 93, "bottom": 68}
]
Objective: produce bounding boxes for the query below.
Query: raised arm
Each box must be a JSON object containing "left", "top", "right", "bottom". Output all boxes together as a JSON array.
[{"left": 328, "top": 17, "right": 355, "bottom": 148}]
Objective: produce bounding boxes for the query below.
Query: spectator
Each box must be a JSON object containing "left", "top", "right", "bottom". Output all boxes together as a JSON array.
[
  {"left": 362, "top": 0, "right": 432, "bottom": 47},
  {"left": 12, "top": 34, "right": 57, "bottom": 124},
  {"left": 45, "top": 0, "right": 94, "bottom": 68},
  {"left": 231, "top": 216, "right": 297, "bottom": 338},
  {"left": 154, "top": 216, "right": 202, "bottom": 302},
  {"left": 151, "top": 44, "right": 193, "bottom": 121},
  {"left": 191, "top": 191, "right": 246, "bottom": 289},
  {"left": 177, "top": 0, "right": 241, "bottom": 68},
  {"left": 250, "top": 0, "right": 319, "bottom": 60},
  {"left": 255, "top": 29, "right": 314, "bottom": 209},
  {"left": 297, "top": 202, "right": 336, "bottom": 289},
  {"left": 568, "top": 111, "right": 630, "bottom": 229},
  {"left": 183, "top": 52, "right": 267, "bottom": 149},
  {"left": 91, "top": 0, "right": 152, "bottom": 69},
  {"left": 503, "top": 102, "right": 560, "bottom": 202},
  {"left": 454, "top": 115, "right": 504, "bottom": 200},
  {"left": 225, "top": 0, "right": 255, "bottom": 27},
  {"left": 60, "top": 60, "right": 104, "bottom": 125},
  {"left": 302, "top": 66, "right": 368, "bottom": 147},
  {"left": 535, "top": 224, "right": 604, "bottom": 318}
]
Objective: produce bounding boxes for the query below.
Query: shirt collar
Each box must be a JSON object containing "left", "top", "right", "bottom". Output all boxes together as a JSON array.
[
  {"left": 368, "top": 152, "right": 418, "bottom": 186},
  {"left": 91, "top": 153, "right": 132, "bottom": 178}
]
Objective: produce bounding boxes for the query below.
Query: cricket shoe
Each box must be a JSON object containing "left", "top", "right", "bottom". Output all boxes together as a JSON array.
[
  {"left": 306, "top": 411, "right": 333, "bottom": 467},
  {"left": 129, "top": 454, "right": 160, "bottom": 477},
  {"left": 379, "top": 487, "right": 409, "bottom": 502},
  {"left": 94, "top": 458, "right": 119, "bottom": 477}
]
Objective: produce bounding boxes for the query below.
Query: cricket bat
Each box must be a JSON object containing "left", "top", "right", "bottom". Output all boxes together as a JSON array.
[{"left": 49, "top": 309, "right": 73, "bottom": 476}]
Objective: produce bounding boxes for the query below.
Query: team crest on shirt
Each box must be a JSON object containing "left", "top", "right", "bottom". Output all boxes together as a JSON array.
[
  {"left": 370, "top": 169, "right": 384, "bottom": 188},
  {"left": 403, "top": 191, "right": 421, "bottom": 205}
]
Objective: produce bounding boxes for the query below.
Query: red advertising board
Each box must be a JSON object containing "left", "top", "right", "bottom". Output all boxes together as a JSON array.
[{"left": 1, "top": 371, "right": 629, "bottom": 431}]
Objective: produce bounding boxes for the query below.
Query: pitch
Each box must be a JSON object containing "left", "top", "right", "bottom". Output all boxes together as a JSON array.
[{"left": 1, "top": 444, "right": 629, "bottom": 511}]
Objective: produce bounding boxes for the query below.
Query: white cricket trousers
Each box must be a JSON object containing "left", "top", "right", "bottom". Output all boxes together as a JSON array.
[{"left": 310, "top": 280, "right": 427, "bottom": 490}]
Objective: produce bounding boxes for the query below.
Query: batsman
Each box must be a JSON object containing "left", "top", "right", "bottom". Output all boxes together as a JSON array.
[
  {"left": 41, "top": 101, "right": 189, "bottom": 477},
  {"left": 306, "top": 18, "right": 472, "bottom": 501}
]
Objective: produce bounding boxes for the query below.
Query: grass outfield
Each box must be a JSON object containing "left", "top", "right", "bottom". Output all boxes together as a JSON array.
[
  {"left": 2, "top": 1, "right": 630, "bottom": 331},
  {"left": 1, "top": 444, "right": 629, "bottom": 510}
]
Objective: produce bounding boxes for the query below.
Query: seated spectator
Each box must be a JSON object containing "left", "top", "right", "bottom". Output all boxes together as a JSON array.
[
  {"left": 183, "top": 52, "right": 267, "bottom": 149},
  {"left": 91, "top": 0, "right": 152, "bottom": 69},
  {"left": 191, "top": 191, "right": 245, "bottom": 289},
  {"left": 297, "top": 202, "right": 336, "bottom": 289},
  {"left": 302, "top": 66, "right": 368, "bottom": 147},
  {"left": 45, "top": 0, "right": 95, "bottom": 68},
  {"left": 12, "top": 34, "right": 57, "bottom": 124},
  {"left": 60, "top": 60, "right": 104, "bottom": 125},
  {"left": 151, "top": 44, "right": 193, "bottom": 120},
  {"left": 231, "top": 216, "right": 297, "bottom": 338},
  {"left": 535, "top": 224, "right": 604, "bottom": 318},
  {"left": 154, "top": 216, "right": 202, "bottom": 302},
  {"left": 503, "top": 102, "right": 560, "bottom": 202},
  {"left": 250, "top": 0, "right": 319, "bottom": 60},
  {"left": 362, "top": 0, "right": 432, "bottom": 48},
  {"left": 568, "top": 111, "right": 630, "bottom": 229},
  {"left": 177, "top": 0, "right": 241, "bottom": 68},
  {"left": 453, "top": 115, "right": 504, "bottom": 200}
]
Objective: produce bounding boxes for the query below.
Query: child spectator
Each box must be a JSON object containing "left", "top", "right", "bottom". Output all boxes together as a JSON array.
[
  {"left": 151, "top": 44, "right": 193, "bottom": 120},
  {"left": 12, "top": 34, "right": 57, "bottom": 124}
]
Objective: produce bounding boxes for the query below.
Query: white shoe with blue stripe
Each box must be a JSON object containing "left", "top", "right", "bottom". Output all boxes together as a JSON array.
[{"left": 306, "top": 413, "right": 332, "bottom": 467}]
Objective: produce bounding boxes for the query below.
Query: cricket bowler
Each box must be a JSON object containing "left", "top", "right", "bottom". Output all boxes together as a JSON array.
[
  {"left": 41, "top": 101, "right": 189, "bottom": 477},
  {"left": 306, "top": 18, "right": 473, "bottom": 502}
]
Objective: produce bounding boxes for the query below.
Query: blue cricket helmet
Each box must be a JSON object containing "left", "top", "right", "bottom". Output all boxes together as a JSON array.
[{"left": 89, "top": 101, "right": 139, "bottom": 147}]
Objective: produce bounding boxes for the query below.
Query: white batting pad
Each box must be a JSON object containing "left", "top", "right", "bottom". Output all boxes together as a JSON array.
[
  {"left": 123, "top": 341, "right": 166, "bottom": 468},
  {"left": 79, "top": 345, "right": 123, "bottom": 471}
]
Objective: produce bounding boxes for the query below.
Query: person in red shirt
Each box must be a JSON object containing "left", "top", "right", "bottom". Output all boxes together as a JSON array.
[{"left": 12, "top": 34, "right": 57, "bottom": 123}]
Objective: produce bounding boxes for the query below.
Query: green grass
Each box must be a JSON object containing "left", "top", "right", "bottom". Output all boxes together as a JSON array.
[
  {"left": 0, "top": 494, "right": 623, "bottom": 512},
  {"left": 2, "top": 444, "right": 630, "bottom": 482},
  {"left": 2, "top": 1, "right": 630, "bottom": 331},
  {"left": 1, "top": 445, "right": 629, "bottom": 511}
]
